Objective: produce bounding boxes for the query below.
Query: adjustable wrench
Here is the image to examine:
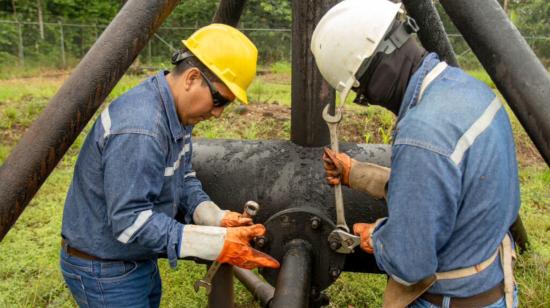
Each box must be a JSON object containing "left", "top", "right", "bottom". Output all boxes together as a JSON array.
[
  {"left": 322, "top": 104, "right": 349, "bottom": 233},
  {"left": 193, "top": 201, "right": 260, "bottom": 294}
]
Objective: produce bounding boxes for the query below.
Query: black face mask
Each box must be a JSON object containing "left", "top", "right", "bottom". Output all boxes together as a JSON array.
[{"left": 354, "top": 38, "right": 427, "bottom": 115}]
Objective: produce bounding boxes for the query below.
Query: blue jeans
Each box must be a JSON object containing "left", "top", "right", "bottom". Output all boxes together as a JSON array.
[
  {"left": 410, "top": 286, "right": 519, "bottom": 308},
  {"left": 60, "top": 249, "right": 162, "bottom": 308}
]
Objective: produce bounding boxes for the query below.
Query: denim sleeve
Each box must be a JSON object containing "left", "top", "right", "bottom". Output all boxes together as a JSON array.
[
  {"left": 102, "top": 133, "right": 184, "bottom": 268},
  {"left": 179, "top": 139, "right": 211, "bottom": 224},
  {"left": 371, "top": 144, "right": 461, "bottom": 285}
]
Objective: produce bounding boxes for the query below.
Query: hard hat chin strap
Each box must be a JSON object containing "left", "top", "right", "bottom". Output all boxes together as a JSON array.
[{"left": 355, "top": 16, "right": 419, "bottom": 81}]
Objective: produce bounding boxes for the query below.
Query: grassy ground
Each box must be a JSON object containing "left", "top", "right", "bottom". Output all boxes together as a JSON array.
[{"left": 0, "top": 65, "right": 548, "bottom": 307}]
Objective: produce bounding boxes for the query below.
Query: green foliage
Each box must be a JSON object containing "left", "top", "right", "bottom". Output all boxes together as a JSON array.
[{"left": 0, "top": 69, "right": 549, "bottom": 307}]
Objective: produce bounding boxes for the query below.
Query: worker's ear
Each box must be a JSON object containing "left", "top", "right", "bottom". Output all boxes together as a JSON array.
[{"left": 182, "top": 67, "right": 201, "bottom": 91}]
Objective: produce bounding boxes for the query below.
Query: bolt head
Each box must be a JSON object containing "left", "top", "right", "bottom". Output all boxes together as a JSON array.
[
  {"left": 310, "top": 217, "right": 321, "bottom": 229},
  {"left": 329, "top": 241, "right": 341, "bottom": 251},
  {"left": 255, "top": 236, "right": 266, "bottom": 248}
]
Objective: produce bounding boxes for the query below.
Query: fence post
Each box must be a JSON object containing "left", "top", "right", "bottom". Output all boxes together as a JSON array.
[
  {"left": 148, "top": 40, "right": 152, "bottom": 64},
  {"left": 17, "top": 20, "right": 24, "bottom": 65},
  {"left": 58, "top": 20, "right": 66, "bottom": 67}
]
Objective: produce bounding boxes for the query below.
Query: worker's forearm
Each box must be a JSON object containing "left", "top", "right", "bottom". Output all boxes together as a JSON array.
[{"left": 349, "top": 161, "right": 390, "bottom": 199}]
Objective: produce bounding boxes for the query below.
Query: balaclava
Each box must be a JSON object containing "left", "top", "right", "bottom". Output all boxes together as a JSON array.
[{"left": 353, "top": 37, "right": 427, "bottom": 115}]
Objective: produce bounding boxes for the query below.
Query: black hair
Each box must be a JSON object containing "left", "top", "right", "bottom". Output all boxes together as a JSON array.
[{"left": 171, "top": 47, "right": 221, "bottom": 84}]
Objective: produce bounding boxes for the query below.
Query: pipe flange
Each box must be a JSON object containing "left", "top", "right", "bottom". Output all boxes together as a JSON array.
[{"left": 257, "top": 207, "right": 346, "bottom": 291}]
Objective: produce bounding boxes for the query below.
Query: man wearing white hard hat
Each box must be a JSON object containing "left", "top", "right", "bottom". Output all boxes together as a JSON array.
[{"left": 311, "top": 0, "right": 519, "bottom": 307}]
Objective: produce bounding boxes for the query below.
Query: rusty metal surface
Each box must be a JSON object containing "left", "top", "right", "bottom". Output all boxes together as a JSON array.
[
  {"left": 0, "top": 0, "right": 181, "bottom": 241},
  {"left": 441, "top": 0, "right": 550, "bottom": 167},
  {"left": 212, "top": 0, "right": 246, "bottom": 27},
  {"left": 290, "top": 0, "right": 338, "bottom": 147},
  {"left": 402, "top": 0, "right": 458, "bottom": 67},
  {"left": 208, "top": 264, "right": 234, "bottom": 308}
]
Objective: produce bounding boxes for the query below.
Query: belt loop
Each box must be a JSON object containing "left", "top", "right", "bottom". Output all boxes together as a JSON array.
[
  {"left": 442, "top": 296, "right": 451, "bottom": 308},
  {"left": 62, "top": 240, "right": 69, "bottom": 254}
]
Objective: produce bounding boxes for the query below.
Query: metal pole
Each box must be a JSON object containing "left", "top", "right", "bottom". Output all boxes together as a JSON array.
[
  {"left": 402, "top": 0, "right": 458, "bottom": 67},
  {"left": 234, "top": 267, "right": 274, "bottom": 307},
  {"left": 58, "top": 21, "right": 66, "bottom": 67},
  {"left": 208, "top": 264, "right": 234, "bottom": 308},
  {"left": 440, "top": 0, "right": 550, "bottom": 167},
  {"left": 212, "top": 0, "right": 247, "bottom": 27},
  {"left": 270, "top": 239, "right": 313, "bottom": 308},
  {"left": 17, "top": 20, "right": 23, "bottom": 65},
  {"left": 290, "top": 0, "right": 337, "bottom": 147},
  {"left": 0, "top": 0, "right": 181, "bottom": 241}
]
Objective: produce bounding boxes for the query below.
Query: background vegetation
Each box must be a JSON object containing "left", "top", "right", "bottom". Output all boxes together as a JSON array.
[{"left": 0, "top": 0, "right": 549, "bottom": 307}]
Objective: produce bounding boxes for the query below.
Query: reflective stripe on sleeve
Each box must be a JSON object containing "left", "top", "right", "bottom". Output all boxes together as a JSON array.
[
  {"left": 164, "top": 143, "right": 190, "bottom": 177},
  {"left": 117, "top": 209, "right": 153, "bottom": 244},
  {"left": 101, "top": 107, "right": 111, "bottom": 138},
  {"left": 184, "top": 171, "right": 196, "bottom": 178},
  {"left": 450, "top": 97, "right": 502, "bottom": 165}
]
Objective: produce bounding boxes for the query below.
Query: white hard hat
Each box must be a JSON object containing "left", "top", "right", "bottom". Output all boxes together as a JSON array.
[{"left": 311, "top": 0, "right": 409, "bottom": 105}]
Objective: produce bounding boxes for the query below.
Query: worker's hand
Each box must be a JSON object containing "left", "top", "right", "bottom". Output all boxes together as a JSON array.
[
  {"left": 323, "top": 148, "right": 353, "bottom": 186},
  {"left": 353, "top": 223, "right": 376, "bottom": 254},
  {"left": 220, "top": 211, "right": 253, "bottom": 227},
  {"left": 217, "top": 224, "right": 280, "bottom": 269}
]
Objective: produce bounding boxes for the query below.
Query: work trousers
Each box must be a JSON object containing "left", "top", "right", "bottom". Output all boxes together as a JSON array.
[{"left": 60, "top": 249, "right": 162, "bottom": 308}]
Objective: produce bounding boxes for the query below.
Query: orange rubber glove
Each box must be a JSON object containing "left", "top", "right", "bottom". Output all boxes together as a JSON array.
[
  {"left": 323, "top": 147, "right": 353, "bottom": 186},
  {"left": 220, "top": 211, "right": 253, "bottom": 227},
  {"left": 216, "top": 224, "right": 280, "bottom": 269},
  {"left": 353, "top": 223, "right": 376, "bottom": 254}
]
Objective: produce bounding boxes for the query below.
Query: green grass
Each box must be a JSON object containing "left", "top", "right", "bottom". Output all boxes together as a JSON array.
[{"left": 0, "top": 69, "right": 548, "bottom": 307}]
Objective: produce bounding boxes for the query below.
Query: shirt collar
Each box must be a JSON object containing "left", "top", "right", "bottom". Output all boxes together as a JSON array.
[
  {"left": 155, "top": 70, "right": 191, "bottom": 141},
  {"left": 396, "top": 53, "right": 441, "bottom": 124}
]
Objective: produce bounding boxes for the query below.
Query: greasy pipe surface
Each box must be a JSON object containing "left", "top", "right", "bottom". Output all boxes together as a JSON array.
[{"left": 0, "top": 0, "right": 181, "bottom": 240}]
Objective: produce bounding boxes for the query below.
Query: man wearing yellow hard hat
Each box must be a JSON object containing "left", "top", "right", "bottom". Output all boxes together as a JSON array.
[{"left": 59, "top": 24, "right": 279, "bottom": 307}]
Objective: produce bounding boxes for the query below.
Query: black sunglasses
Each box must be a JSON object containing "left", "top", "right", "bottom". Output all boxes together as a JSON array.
[{"left": 198, "top": 70, "right": 233, "bottom": 108}]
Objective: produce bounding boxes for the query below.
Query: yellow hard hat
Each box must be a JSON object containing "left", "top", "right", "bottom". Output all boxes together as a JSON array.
[{"left": 183, "top": 24, "right": 258, "bottom": 104}]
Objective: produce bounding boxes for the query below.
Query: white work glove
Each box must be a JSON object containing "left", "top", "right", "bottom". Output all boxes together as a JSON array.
[
  {"left": 193, "top": 201, "right": 253, "bottom": 227},
  {"left": 178, "top": 224, "right": 279, "bottom": 269}
]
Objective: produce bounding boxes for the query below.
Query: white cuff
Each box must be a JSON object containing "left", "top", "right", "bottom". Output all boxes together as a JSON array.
[
  {"left": 179, "top": 225, "right": 226, "bottom": 260},
  {"left": 193, "top": 201, "right": 227, "bottom": 226}
]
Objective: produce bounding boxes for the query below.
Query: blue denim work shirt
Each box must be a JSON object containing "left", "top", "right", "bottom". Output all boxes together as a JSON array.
[
  {"left": 371, "top": 53, "right": 520, "bottom": 297},
  {"left": 62, "top": 71, "right": 210, "bottom": 268}
]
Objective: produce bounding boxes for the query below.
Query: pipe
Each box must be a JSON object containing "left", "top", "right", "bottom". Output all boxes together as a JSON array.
[
  {"left": 402, "top": 0, "right": 458, "bottom": 67},
  {"left": 191, "top": 139, "right": 390, "bottom": 231},
  {"left": 208, "top": 264, "right": 234, "bottom": 308},
  {"left": 0, "top": 0, "right": 181, "bottom": 241},
  {"left": 440, "top": 0, "right": 550, "bottom": 167},
  {"left": 234, "top": 268, "right": 274, "bottom": 307},
  {"left": 290, "top": 0, "right": 338, "bottom": 147},
  {"left": 212, "top": 0, "right": 247, "bottom": 27},
  {"left": 270, "top": 240, "right": 313, "bottom": 308}
]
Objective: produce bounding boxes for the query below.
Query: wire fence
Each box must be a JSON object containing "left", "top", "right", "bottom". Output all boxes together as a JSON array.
[{"left": 0, "top": 19, "right": 549, "bottom": 71}]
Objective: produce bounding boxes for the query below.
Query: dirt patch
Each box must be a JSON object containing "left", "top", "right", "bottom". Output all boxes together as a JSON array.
[{"left": 258, "top": 72, "right": 291, "bottom": 84}]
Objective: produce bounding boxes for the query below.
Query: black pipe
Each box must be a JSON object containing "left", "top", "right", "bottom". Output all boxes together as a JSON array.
[
  {"left": 234, "top": 268, "right": 274, "bottom": 307},
  {"left": 270, "top": 240, "right": 313, "bottom": 308},
  {"left": 208, "top": 264, "right": 234, "bottom": 308},
  {"left": 440, "top": 0, "right": 550, "bottom": 167},
  {"left": 402, "top": 0, "right": 458, "bottom": 67},
  {"left": 192, "top": 139, "right": 390, "bottom": 232},
  {"left": 290, "top": 0, "right": 338, "bottom": 147},
  {"left": 212, "top": 0, "right": 246, "bottom": 27},
  {"left": 0, "top": 0, "right": 181, "bottom": 241}
]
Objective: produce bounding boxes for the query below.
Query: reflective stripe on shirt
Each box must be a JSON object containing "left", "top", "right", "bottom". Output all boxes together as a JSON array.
[
  {"left": 117, "top": 209, "right": 153, "bottom": 244},
  {"left": 450, "top": 97, "right": 502, "bottom": 165},
  {"left": 164, "top": 143, "right": 190, "bottom": 176}
]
